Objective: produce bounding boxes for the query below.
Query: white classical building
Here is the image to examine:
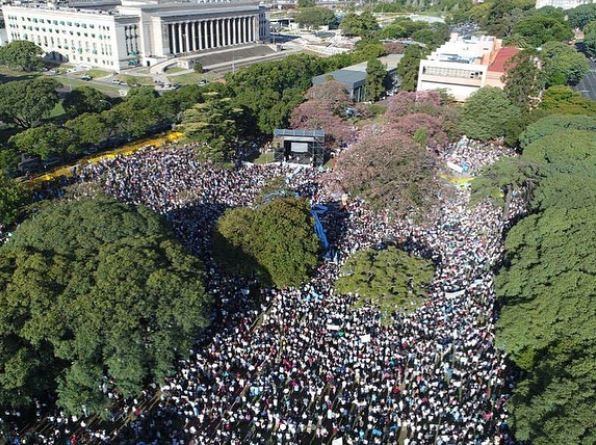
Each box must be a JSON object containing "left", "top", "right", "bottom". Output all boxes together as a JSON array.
[
  {"left": 2, "top": 0, "right": 270, "bottom": 71},
  {"left": 535, "top": 0, "right": 593, "bottom": 9}
]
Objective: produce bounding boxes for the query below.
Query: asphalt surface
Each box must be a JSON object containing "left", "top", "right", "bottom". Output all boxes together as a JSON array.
[
  {"left": 573, "top": 43, "right": 596, "bottom": 100},
  {"left": 574, "top": 60, "right": 596, "bottom": 100}
]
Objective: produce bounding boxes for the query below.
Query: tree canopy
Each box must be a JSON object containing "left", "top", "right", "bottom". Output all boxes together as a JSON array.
[
  {"left": 0, "top": 41, "right": 44, "bottom": 72},
  {"left": 335, "top": 128, "right": 438, "bottom": 218},
  {"left": 0, "top": 172, "right": 30, "bottom": 226},
  {"left": 583, "top": 20, "right": 596, "bottom": 57},
  {"left": 9, "top": 124, "right": 78, "bottom": 159},
  {"left": 295, "top": 7, "right": 336, "bottom": 29},
  {"left": 496, "top": 206, "right": 595, "bottom": 445},
  {"left": 336, "top": 246, "right": 434, "bottom": 313},
  {"left": 486, "top": 125, "right": 596, "bottom": 445},
  {"left": 540, "top": 42, "right": 590, "bottom": 86},
  {"left": 340, "top": 12, "right": 379, "bottom": 37},
  {"left": 290, "top": 97, "right": 354, "bottom": 148},
  {"left": 519, "top": 114, "right": 596, "bottom": 148},
  {"left": 567, "top": 3, "right": 596, "bottom": 29},
  {"left": 62, "top": 86, "right": 111, "bottom": 118},
  {"left": 539, "top": 85, "right": 596, "bottom": 115},
  {"left": 503, "top": 50, "right": 544, "bottom": 110},
  {"left": 512, "top": 14, "right": 572, "bottom": 47},
  {"left": 396, "top": 45, "right": 429, "bottom": 92},
  {"left": 180, "top": 93, "right": 242, "bottom": 163},
  {"left": 0, "top": 197, "right": 210, "bottom": 416},
  {"left": 364, "top": 58, "right": 388, "bottom": 101},
  {"left": 0, "top": 78, "right": 61, "bottom": 129},
  {"left": 213, "top": 197, "right": 320, "bottom": 288},
  {"left": 459, "top": 87, "right": 521, "bottom": 141}
]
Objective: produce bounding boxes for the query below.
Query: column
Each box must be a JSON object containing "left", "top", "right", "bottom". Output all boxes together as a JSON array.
[
  {"left": 243, "top": 17, "right": 248, "bottom": 44},
  {"left": 188, "top": 21, "right": 194, "bottom": 51},
  {"left": 232, "top": 17, "right": 237, "bottom": 45},
  {"left": 194, "top": 22, "right": 199, "bottom": 50},
  {"left": 199, "top": 21, "right": 204, "bottom": 50},
  {"left": 176, "top": 23, "right": 182, "bottom": 54},
  {"left": 168, "top": 24, "right": 174, "bottom": 54},
  {"left": 209, "top": 20, "right": 215, "bottom": 48},
  {"left": 251, "top": 16, "right": 256, "bottom": 42},
  {"left": 185, "top": 22, "right": 191, "bottom": 52},
  {"left": 180, "top": 22, "right": 186, "bottom": 53},
  {"left": 219, "top": 19, "right": 224, "bottom": 46}
]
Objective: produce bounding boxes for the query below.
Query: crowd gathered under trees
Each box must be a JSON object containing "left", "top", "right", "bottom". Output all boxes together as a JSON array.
[{"left": 0, "top": 2, "right": 595, "bottom": 445}]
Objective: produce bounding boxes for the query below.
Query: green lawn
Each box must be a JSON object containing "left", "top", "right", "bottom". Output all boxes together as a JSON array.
[
  {"left": 84, "top": 68, "right": 112, "bottom": 79},
  {"left": 116, "top": 74, "right": 154, "bottom": 86},
  {"left": 167, "top": 71, "right": 205, "bottom": 85},
  {"left": 164, "top": 66, "right": 186, "bottom": 74},
  {"left": 0, "top": 66, "right": 41, "bottom": 83},
  {"left": 54, "top": 76, "right": 122, "bottom": 97}
]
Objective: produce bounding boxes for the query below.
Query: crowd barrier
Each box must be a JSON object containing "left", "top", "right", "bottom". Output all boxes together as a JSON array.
[{"left": 25, "top": 131, "right": 183, "bottom": 188}]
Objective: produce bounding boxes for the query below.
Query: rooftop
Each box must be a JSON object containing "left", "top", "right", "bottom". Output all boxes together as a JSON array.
[
  {"left": 311, "top": 54, "right": 403, "bottom": 88},
  {"left": 273, "top": 129, "right": 325, "bottom": 138},
  {"left": 426, "top": 33, "right": 500, "bottom": 66},
  {"left": 487, "top": 47, "right": 520, "bottom": 73}
]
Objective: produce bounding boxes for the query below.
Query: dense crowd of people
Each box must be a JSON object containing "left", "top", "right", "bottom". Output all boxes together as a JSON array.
[{"left": 2, "top": 137, "right": 526, "bottom": 445}]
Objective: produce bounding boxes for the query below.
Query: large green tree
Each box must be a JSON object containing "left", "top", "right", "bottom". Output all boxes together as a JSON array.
[
  {"left": 540, "top": 42, "right": 590, "bottom": 86},
  {"left": 0, "top": 41, "right": 44, "bottom": 72},
  {"left": 295, "top": 7, "right": 336, "bottom": 29},
  {"left": 397, "top": 45, "right": 429, "bottom": 92},
  {"left": 539, "top": 85, "right": 596, "bottom": 115},
  {"left": 336, "top": 246, "right": 434, "bottom": 313},
  {"left": 340, "top": 11, "right": 379, "bottom": 37},
  {"left": 65, "top": 112, "right": 111, "bottom": 147},
  {"left": 62, "top": 86, "right": 111, "bottom": 118},
  {"left": 519, "top": 114, "right": 596, "bottom": 147},
  {"left": 583, "top": 20, "right": 596, "bottom": 57},
  {"left": 180, "top": 94, "right": 242, "bottom": 163},
  {"left": 335, "top": 129, "right": 439, "bottom": 218},
  {"left": 364, "top": 58, "right": 388, "bottom": 101},
  {"left": 459, "top": 87, "right": 521, "bottom": 141},
  {"left": 0, "top": 172, "right": 30, "bottom": 226},
  {"left": 512, "top": 14, "right": 572, "bottom": 47},
  {"left": 503, "top": 50, "right": 544, "bottom": 110},
  {"left": 0, "top": 78, "right": 61, "bottom": 129},
  {"left": 489, "top": 128, "right": 596, "bottom": 445},
  {"left": 567, "top": 3, "right": 596, "bottom": 29},
  {"left": 0, "top": 197, "right": 210, "bottom": 416},
  {"left": 9, "top": 124, "right": 79, "bottom": 159},
  {"left": 213, "top": 197, "right": 320, "bottom": 288}
]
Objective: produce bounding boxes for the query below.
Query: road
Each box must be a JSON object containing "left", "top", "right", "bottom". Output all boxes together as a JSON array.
[{"left": 573, "top": 43, "right": 596, "bottom": 100}]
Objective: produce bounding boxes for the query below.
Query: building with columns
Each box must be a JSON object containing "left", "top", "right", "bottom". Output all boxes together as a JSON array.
[{"left": 2, "top": 0, "right": 270, "bottom": 71}]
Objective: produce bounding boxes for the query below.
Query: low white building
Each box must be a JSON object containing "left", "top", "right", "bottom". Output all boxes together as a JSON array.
[
  {"left": 2, "top": 0, "right": 270, "bottom": 71},
  {"left": 535, "top": 0, "right": 593, "bottom": 9},
  {"left": 416, "top": 33, "right": 518, "bottom": 102}
]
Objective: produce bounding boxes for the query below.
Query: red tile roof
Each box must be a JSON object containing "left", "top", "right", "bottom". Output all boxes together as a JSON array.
[{"left": 488, "top": 47, "right": 520, "bottom": 73}]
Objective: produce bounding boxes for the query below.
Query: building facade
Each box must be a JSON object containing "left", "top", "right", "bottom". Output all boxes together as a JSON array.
[
  {"left": 535, "top": 0, "right": 593, "bottom": 9},
  {"left": 416, "top": 33, "right": 518, "bottom": 102},
  {"left": 2, "top": 0, "right": 270, "bottom": 71}
]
